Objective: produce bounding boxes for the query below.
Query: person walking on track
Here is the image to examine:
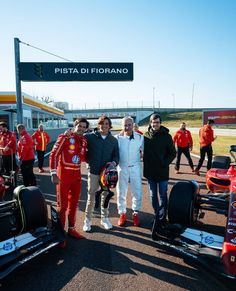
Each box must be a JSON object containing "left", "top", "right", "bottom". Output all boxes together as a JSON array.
[
  {"left": 195, "top": 119, "right": 217, "bottom": 175},
  {"left": 173, "top": 122, "right": 194, "bottom": 174}
]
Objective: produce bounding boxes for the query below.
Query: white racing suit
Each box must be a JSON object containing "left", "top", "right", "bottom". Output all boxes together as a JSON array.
[{"left": 116, "top": 132, "right": 144, "bottom": 214}]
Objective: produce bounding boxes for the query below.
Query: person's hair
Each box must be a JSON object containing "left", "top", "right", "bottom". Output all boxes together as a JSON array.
[
  {"left": 0, "top": 122, "right": 8, "bottom": 129},
  {"left": 207, "top": 119, "right": 214, "bottom": 125},
  {"left": 74, "top": 118, "right": 89, "bottom": 128},
  {"left": 17, "top": 124, "right": 25, "bottom": 131},
  {"left": 97, "top": 115, "right": 112, "bottom": 128},
  {"left": 149, "top": 113, "right": 162, "bottom": 124},
  {"left": 148, "top": 113, "right": 162, "bottom": 131},
  {"left": 122, "top": 116, "right": 134, "bottom": 125}
]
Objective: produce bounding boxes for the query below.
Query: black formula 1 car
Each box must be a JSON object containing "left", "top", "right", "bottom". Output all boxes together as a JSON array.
[
  {"left": 0, "top": 185, "right": 65, "bottom": 280},
  {"left": 152, "top": 175, "right": 236, "bottom": 280}
]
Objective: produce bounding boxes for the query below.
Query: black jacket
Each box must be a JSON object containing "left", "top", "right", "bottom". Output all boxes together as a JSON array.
[
  {"left": 143, "top": 126, "right": 176, "bottom": 181},
  {"left": 85, "top": 129, "right": 119, "bottom": 175}
]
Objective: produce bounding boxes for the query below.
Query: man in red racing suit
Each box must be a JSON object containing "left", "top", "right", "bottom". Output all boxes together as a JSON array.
[{"left": 50, "top": 118, "right": 89, "bottom": 245}]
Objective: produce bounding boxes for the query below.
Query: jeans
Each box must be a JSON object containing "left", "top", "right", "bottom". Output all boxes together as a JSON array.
[{"left": 148, "top": 179, "right": 168, "bottom": 219}]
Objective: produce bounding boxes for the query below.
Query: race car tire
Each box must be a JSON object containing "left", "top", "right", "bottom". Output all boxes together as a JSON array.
[
  {"left": 14, "top": 186, "right": 48, "bottom": 232},
  {"left": 211, "top": 156, "right": 231, "bottom": 169},
  {"left": 168, "top": 181, "right": 199, "bottom": 226}
]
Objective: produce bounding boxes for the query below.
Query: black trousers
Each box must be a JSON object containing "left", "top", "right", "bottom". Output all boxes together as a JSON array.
[
  {"left": 20, "top": 159, "right": 36, "bottom": 187},
  {"left": 0, "top": 154, "right": 18, "bottom": 187},
  {"left": 175, "top": 146, "right": 194, "bottom": 170},
  {"left": 196, "top": 145, "right": 213, "bottom": 171},
  {"left": 36, "top": 150, "right": 45, "bottom": 169},
  {"left": 1, "top": 154, "right": 17, "bottom": 176}
]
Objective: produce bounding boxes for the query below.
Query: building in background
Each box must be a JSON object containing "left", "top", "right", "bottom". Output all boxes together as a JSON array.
[{"left": 0, "top": 92, "right": 67, "bottom": 131}]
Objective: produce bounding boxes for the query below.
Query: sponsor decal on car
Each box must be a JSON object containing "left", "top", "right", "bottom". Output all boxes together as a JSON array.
[
  {"left": 3, "top": 242, "right": 13, "bottom": 251},
  {"left": 230, "top": 237, "right": 236, "bottom": 244},
  {"left": 227, "top": 229, "right": 236, "bottom": 234},
  {"left": 204, "top": 236, "right": 214, "bottom": 245},
  {"left": 231, "top": 201, "right": 236, "bottom": 209}
]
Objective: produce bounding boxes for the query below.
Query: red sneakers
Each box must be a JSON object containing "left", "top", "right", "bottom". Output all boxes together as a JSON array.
[
  {"left": 68, "top": 228, "right": 84, "bottom": 239},
  {"left": 118, "top": 213, "right": 126, "bottom": 226},
  {"left": 132, "top": 213, "right": 140, "bottom": 226}
]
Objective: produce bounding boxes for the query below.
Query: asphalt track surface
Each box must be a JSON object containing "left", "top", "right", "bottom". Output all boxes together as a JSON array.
[{"left": 0, "top": 156, "right": 234, "bottom": 291}]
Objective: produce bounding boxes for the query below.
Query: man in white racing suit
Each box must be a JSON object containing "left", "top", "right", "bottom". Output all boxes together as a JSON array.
[{"left": 116, "top": 116, "right": 144, "bottom": 227}]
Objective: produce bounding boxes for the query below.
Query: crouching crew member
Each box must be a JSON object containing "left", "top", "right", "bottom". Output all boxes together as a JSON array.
[{"left": 50, "top": 118, "right": 89, "bottom": 246}]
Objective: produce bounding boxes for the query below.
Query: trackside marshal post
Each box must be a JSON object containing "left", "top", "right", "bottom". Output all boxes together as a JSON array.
[{"left": 19, "top": 62, "right": 133, "bottom": 82}]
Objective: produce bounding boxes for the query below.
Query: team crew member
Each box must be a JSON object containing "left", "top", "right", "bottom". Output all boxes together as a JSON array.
[
  {"left": 50, "top": 118, "right": 89, "bottom": 244},
  {"left": 83, "top": 116, "right": 119, "bottom": 232},
  {"left": 133, "top": 123, "right": 143, "bottom": 135},
  {"left": 17, "top": 124, "right": 36, "bottom": 187},
  {"left": 173, "top": 122, "right": 194, "bottom": 173},
  {"left": 115, "top": 116, "right": 144, "bottom": 227},
  {"left": 0, "top": 122, "right": 18, "bottom": 177},
  {"left": 32, "top": 124, "right": 50, "bottom": 173},
  {"left": 195, "top": 119, "right": 217, "bottom": 175}
]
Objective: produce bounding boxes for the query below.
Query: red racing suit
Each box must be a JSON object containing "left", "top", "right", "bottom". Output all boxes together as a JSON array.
[
  {"left": 0, "top": 131, "right": 17, "bottom": 155},
  {"left": 32, "top": 130, "right": 50, "bottom": 151},
  {"left": 199, "top": 124, "right": 214, "bottom": 147},
  {"left": 18, "top": 130, "right": 35, "bottom": 161},
  {"left": 49, "top": 133, "right": 87, "bottom": 229}
]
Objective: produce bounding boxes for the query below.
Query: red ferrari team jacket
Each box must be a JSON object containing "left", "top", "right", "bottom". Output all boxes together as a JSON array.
[
  {"left": 0, "top": 131, "right": 17, "bottom": 155},
  {"left": 32, "top": 130, "right": 50, "bottom": 151},
  {"left": 173, "top": 129, "right": 193, "bottom": 148},
  {"left": 49, "top": 133, "right": 87, "bottom": 177},
  {"left": 18, "top": 130, "right": 35, "bottom": 161},
  {"left": 199, "top": 124, "right": 214, "bottom": 147}
]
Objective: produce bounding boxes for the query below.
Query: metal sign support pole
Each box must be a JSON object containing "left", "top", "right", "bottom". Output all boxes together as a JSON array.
[{"left": 14, "top": 37, "right": 23, "bottom": 124}]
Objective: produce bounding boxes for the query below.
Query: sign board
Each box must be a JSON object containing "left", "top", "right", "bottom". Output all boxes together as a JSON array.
[
  {"left": 203, "top": 109, "right": 236, "bottom": 125},
  {"left": 19, "top": 62, "right": 133, "bottom": 82}
]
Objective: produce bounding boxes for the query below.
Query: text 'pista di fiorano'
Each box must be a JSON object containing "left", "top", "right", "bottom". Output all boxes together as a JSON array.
[{"left": 54, "top": 67, "right": 129, "bottom": 74}]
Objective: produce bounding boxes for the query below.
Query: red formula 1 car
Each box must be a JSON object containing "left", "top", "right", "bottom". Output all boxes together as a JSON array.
[
  {"left": 206, "top": 145, "right": 236, "bottom": 193},
  {"left": 152, "top": 174, "right": 236, "bottom": 280}
]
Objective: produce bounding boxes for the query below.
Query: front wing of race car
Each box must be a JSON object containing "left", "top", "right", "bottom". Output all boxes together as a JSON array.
[
  {"left": 0, "top": 206, "right": 65, "bottom": 280},
  {"left": 152, "top": 224, "right": 235, "bottom": 280}
]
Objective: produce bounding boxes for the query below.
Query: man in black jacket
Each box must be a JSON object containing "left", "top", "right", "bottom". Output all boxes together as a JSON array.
[
  {"left": 83, "top": 116, "right": 119, "bottom": 232},
  {"left": 143, "top": 114, "right": 176, "bottom": 224}
]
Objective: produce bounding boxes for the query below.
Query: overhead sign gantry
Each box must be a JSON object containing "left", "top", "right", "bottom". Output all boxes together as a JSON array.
[{"left": 14, "top": 38, "right": 133, "bottom": 124}]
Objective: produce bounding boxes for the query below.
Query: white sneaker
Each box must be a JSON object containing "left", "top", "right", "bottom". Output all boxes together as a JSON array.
[
  {"left": 83, "top": 218, "right": 91, "bottom": 232},
  {"left": 100, "top": 217, "right": 113, "bottom": 230}
]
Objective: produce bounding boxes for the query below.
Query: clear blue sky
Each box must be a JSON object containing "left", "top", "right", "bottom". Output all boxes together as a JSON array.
[{"left": 1, "top": 0, "right": 236, "bottom": 109}]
